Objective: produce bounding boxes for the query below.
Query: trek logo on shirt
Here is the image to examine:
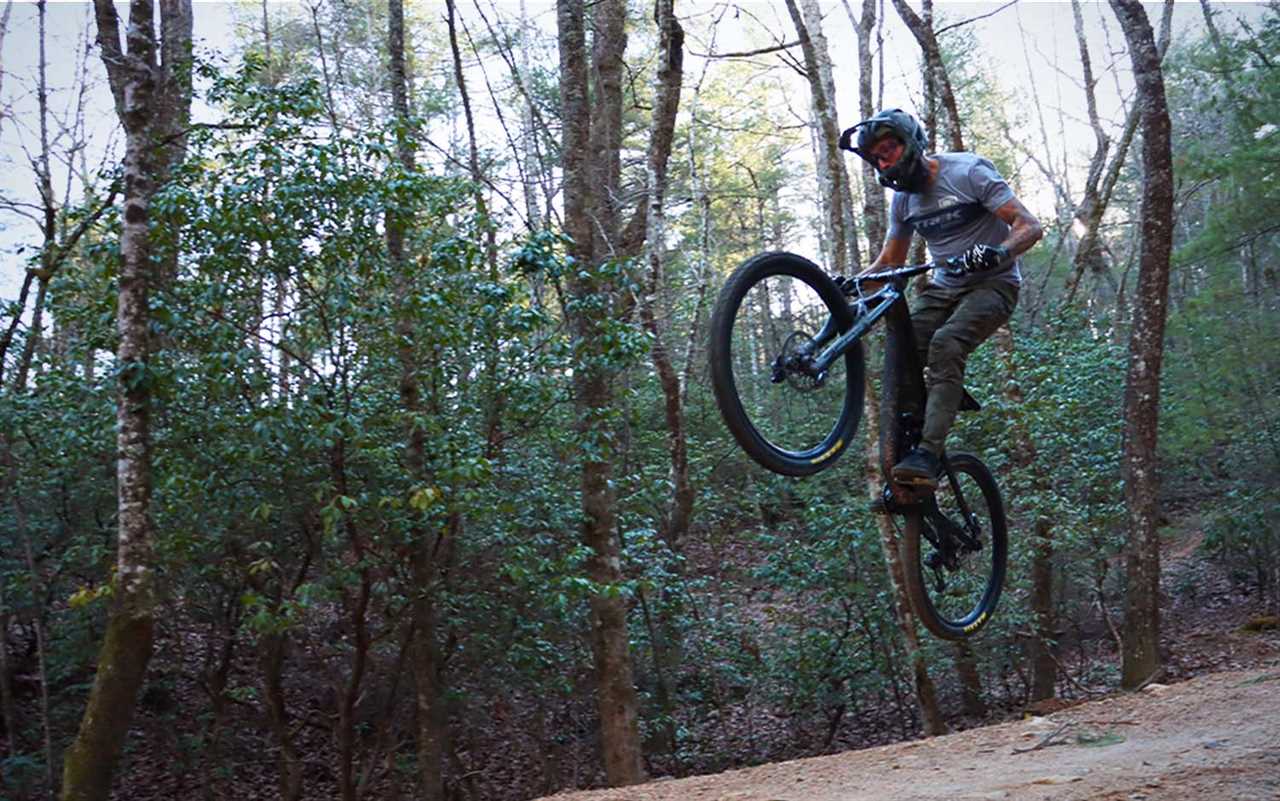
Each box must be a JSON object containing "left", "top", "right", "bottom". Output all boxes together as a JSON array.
[{"left": 905, "top": 196, "right": 987, "bottom": 237}]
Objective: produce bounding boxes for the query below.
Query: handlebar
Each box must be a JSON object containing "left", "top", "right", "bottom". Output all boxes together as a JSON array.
[{"left": 853, "top": 259, "right": 963, "bottom": 286}]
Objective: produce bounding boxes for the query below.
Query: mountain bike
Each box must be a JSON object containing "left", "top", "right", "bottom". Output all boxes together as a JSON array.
[{"left": 708, "top": 251, "right": 1007, "bottom": 640}]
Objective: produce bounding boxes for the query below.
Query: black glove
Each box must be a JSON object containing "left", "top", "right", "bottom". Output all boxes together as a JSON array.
[{"left": 954, "top": 243, "right": 1009, "bottom": 275}]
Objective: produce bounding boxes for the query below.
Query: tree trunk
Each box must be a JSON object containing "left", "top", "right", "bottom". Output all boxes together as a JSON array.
[
  {"left": 1108, "top": 0, "right": 1174, "bottom": 691},
  {"left": 580, "top": 380, "right": 646, "bottom": 785},
  {"left": 329, "top": 440, "right": 374, "bottom": 801},
  {"left": 519, "top": 0, "right": 545, "bottom": 229},
  {"left": 1065, "top": 0, "right": 1173, "bottom": 310},
  {"left": 259, "top": 633, "right": 304, "bottom": 801},
  {"left": 873, "top": 305, "right": 947, "bottom": 734},
  {"left": 682, "top": 59, "right": 715, "bottom": 401},
  {"left": 640, "top": 0, "right": 688, "bottom": 546},
  {"left": 0, "top": 271, "right": 36, "bottom": 388},
  {"left": 62, "top": 3, "right": 192, "bottom": 798},
  {"left": 386, "top": 1, "right": 448, "bottom": 796},
  {"left": 637, "top": 0, "right": 685, "bottom": 761},
  {"left": 952, "top": 640, "right": 987, "bottom": 717},
  {"left": 556, "top": 0, "right": 646, "bottom": 784},
  {"left": 839, "top": 0, "right": 887, "bottom": 249},
  {"left": 1063, "top": 0, "right": 1113, "bottom": 302},
  {"left": 1028, "top": 517, "right": 1057, "bottom": 701},
  {"left": 897, "top": 0, "right": 951, "bottom": 286},
  {"left": 802, "top": 0, "right": 943, "bottom": 732},
  {"left": 889, "top": 0, "right": 962, "bottom": 151},
  {"left": 410, "top": 548, "right": 446, "bottom": 800},
  {"left": 863, "top": 365, "right": 947, "bottom": 736},
  {"left": 784, "top": 0, "right": 860, "bottom": 273},
  {"left": 197, "top": 611, "right": 237, "bottom": 801},
  {"left": 1197, "top": 0, "right": 1225, "bottom": 55},
  {"left": 60, "top": 613, "right": 154, "bottom": 801},
  {"left": 17, "top": 0, "right": 55, "bottom": 393},
  {"left": 0, "top": 587, "right": 15, "bottom": 758}
]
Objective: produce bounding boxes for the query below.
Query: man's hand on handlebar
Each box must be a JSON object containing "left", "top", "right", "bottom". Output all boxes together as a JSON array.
[{"left": 950, "top": 243, "right": 1009, "bottom": 275}]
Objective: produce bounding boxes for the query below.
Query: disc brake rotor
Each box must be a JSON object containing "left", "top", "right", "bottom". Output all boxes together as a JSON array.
[{"left": 779, "top": 331, "right": 826, "bottom": 391}]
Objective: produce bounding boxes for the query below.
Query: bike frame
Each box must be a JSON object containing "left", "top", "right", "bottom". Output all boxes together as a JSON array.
[
  {"left": 803, "top": 262, "right": 979, "bottom": 516},
  {"left": 801, "top": 263, "right": 933, "bottom": 378}
]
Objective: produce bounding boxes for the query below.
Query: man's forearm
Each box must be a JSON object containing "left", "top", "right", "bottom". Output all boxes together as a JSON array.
[{"left": 1002, "top": 215, "right": 1043, "bottom": 258}]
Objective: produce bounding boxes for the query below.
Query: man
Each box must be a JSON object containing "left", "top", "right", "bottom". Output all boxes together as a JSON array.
[{"left": 843, "top": 108, "right": 1043, "bottom": 488}]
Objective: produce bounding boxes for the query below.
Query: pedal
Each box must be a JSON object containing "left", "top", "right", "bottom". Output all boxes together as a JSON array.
[{"left": 869, "top": 497, "right": 889, "bottom": 515}]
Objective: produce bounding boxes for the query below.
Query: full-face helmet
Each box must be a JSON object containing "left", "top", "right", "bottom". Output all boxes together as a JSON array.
[{"left": 839, "top": 109, "right": 931, "bottom": 193}]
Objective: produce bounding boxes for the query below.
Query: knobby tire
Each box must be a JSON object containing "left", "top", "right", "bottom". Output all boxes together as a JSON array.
[
  {"left": 709, "top": 252, "right": 865, "bottom": 476},
  {"left": 901, "top": 452, "right": 1007, "bottom": 640}
]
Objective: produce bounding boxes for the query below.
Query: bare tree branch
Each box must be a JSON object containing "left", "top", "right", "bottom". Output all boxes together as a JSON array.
[
  {"left": 934, "top": 0, "right": 1017, "bottom": 37},
  {"left": 689, "top": 40, "right": 800, "bottom": 59}
]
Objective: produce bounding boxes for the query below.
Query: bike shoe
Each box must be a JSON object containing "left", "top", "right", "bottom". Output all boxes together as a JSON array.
[{"left": 892, "top": 447, "right": 941, "bottom": 489}]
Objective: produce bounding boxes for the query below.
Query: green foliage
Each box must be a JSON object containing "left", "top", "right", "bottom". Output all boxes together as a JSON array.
[
  {"left": 1166, "top": 8, "right": 1280, "bottom": 267},
  {"left": 0, "top": 58, "right": 590, "bottom": 792},
  {"left": 749, "top": 491, "right": 894, "bottom": 720},
  {"left": 949, "top": 308, "right": 1128, "bottom": 690},
  {"left": 1161, "top": 274, "right": 1279, "bottom": 478},
  {"left": 1201, "top": 488, "right": 1280, "bottom": 609},
  {"left": 1160, "top": 8, "right": 1280, "bottom": 497},
  {"left": 8, "top": 6, "right": 1280, "bottom": 796}
]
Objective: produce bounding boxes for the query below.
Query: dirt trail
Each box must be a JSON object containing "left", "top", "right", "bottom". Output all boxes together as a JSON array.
[{"left": 536, "top": 665, "right": 1280, "bottom": 801}]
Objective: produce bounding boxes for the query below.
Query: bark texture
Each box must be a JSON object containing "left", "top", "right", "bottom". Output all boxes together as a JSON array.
[
  {"left": 1064, "top": 0, "right": 1173, "bottom": 310},
  {"left": 1028, "top": 518, "right": 1057, "bottom": 700},
  {"left": 1065, "top": 0, "right": 1114, "bottom": 302},
  {"left": 843, "top": 0, "right": 887, "bottom": 249},
  {"left": 864, "top": 331, "right": 946, "bottom": 736},
  {"left": 784, "top": 0, "right": 860, "bottom": 273},
  {"left": 61, "top": 2, "right": 192, "bottom": 798},
  {"left": 556, "top": 0, "right": 646, "bottom": 784},
  {"left": 387, "top": 2, "right": 448, "bottom": 797},
  {"left": 1108, "top": 0, "right": 1174, "bottom": 690},
  {"left": 639, "top": 0, "right": 689, "bottom": 546},
  {"left": 889, "top": 0, "right": 962, "bottom": 151},
  {"left": 259, "top": 633, "right": 304, "bottom": 801},
  {"left": 637, "top": 0, "right": 686, "bottom": 760}
]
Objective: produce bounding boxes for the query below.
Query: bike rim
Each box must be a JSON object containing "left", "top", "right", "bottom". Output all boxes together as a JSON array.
[
  {"left": 914, "top": 465, "right": 1004, "bottom": 632},
  {"left": 724, "top": 268, "right": 854, "bottom": 462}
]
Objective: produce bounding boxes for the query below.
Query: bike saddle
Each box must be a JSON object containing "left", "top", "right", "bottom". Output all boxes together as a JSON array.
[{"left": 960, "top": 388, "right": 981, "bottom": 412}]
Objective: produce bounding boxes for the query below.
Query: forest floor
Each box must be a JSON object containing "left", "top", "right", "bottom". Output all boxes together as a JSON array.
[
  {"left": 533, "top": 663, "right": 1280, "bottom": 801},
  {"left": 535, "top": 517, "right": 1280, "bottom": 801}
]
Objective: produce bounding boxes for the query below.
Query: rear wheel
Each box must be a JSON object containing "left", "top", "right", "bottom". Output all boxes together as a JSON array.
[
  {"left": 708, "top": 252, "right": 864, "bottom": 476},
  {"left": 901, "top": 452, "right": 1007, "bottom": 639}
]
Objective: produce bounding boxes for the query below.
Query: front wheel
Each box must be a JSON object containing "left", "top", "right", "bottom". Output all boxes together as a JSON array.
[
  {"left": 901, "top": 452, "right": 1007, "bottom": 640},
  {"left": 708, "top": 252, "right": 864, "bottom": 476}
]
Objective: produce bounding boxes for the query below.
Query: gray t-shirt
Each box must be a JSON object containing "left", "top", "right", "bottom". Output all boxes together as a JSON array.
[{"left": 887, "top": 153, "right": 1019, "bottom": 288}]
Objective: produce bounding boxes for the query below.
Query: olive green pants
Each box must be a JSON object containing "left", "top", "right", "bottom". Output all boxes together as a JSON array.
[{"left": 911, "top": 278, "right": 1019, "bottom": 455}]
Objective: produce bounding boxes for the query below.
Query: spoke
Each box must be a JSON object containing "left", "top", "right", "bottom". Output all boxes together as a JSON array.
[{"left": 920, "top": 465, "right": 996, "bottom": 626}]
